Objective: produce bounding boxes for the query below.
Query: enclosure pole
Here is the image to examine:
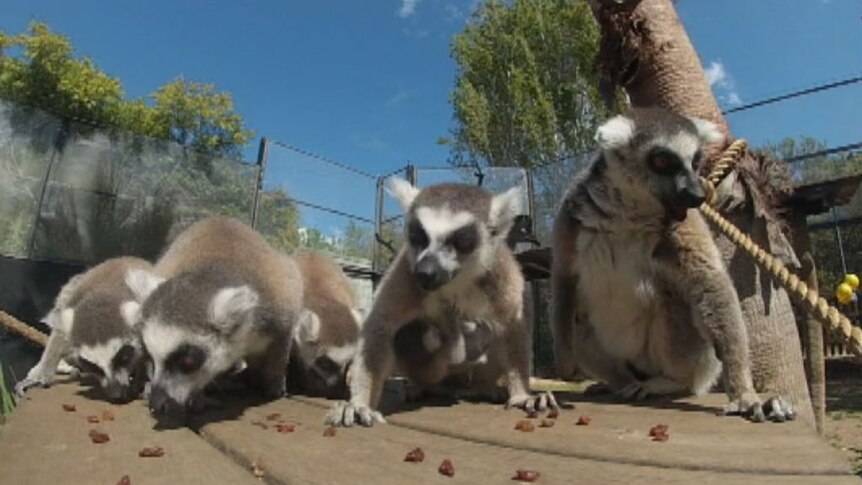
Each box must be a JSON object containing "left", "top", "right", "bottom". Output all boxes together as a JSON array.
[
  {"left": 250, "top": 137, "right": 269, "bottom": 229},
  {"left": 27, "top": 124, "right": 66, "bottom": 258},
  {"left": 525, "top": 169, "right": 537, "bottom": 244},
  {"left": 406, "top": 163, "right": 417, "bottom": 187},
  {"left": 372, "top": 177, "right": 385, "bottom": 291},
  {"left": 832, "top": 206, "right": 849, "bottom": 276}
]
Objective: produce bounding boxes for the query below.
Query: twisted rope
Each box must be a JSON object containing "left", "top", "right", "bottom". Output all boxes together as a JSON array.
[
  {"left": 699, "top": 141, "right": 862, "bottom": 356},
  {"left": 0, "top": 310, "right": 48, "bottom": 347}
]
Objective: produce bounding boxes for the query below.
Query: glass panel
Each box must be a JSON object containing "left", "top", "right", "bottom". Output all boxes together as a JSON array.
[
  {"left": 27, "top": 114, "right": 257, "bottom": 263},
  {"left": 0, "top": 101, "right": 60, "bottom": 257}
]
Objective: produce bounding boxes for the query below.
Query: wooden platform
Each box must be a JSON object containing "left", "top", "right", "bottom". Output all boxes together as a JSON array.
[{"left": 0, "top": 380, "right": 855, "bottom": 484}]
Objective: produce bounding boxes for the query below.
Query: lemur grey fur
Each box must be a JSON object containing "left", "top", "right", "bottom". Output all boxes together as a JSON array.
[
  {"left": 126, "top": 217, "right": 303, "bottom": 423},
  {"left": 15, "top": 257, "right": 152, "bottom": 402},
  {"left": 551, "top": 107, "right": 794, "bottom": 422},
  {"left": 326, "top": 179, "right": 556, "bottom": 427}
]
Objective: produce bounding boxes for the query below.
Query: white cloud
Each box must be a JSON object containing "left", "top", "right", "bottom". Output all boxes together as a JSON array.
[
  {"left": 703, "top": 60, "right": 743, "bottom": 107},
  {"left": 398, "top": 0, "right": 419, "bottom": 18},
  {"left": 385, "top": 88, "right": 410, "bottom": 107},
  {"left": 445, "top": 4, "right": 464, "bottom": 22}
]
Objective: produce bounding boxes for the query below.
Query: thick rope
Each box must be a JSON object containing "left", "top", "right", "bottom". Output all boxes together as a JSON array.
[
  {"left": 0, "top": 310, "right": 48, "bottom": 347},
  {"left": 699, "top": 141, "right": 862, "bottom": 357}
]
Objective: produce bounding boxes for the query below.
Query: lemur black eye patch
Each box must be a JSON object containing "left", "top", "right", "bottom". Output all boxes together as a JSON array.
[
  {"left": 446, "top": 224, "right": 478, "bottom": 254},
  {"left": 646, "top": 148, "right": 684, "bottom": 175},
  {"left": 407, "top": 219, "right": 429, "bottom": 249},
  {"left": 165, "top": 344, "right": 206, "bottom": 374}
]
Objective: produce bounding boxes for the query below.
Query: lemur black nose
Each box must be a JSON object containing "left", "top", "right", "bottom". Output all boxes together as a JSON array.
[
  {"left": 148, "top": 385, "right": 186, "bottom": 422},
  {"left": 675, "top": 174, "right": 706, "bottom": 208},
  {"left": 415, "top": 257, "right": 445, "bottom": 291}
]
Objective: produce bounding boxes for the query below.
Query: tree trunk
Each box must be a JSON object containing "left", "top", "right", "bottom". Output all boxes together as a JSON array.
[{"left": 589, "top": 0, "right": 815, "bottom": 424}]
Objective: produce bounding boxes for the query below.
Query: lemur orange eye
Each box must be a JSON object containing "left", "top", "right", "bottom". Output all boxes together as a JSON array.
[{"left": 651, "top": 156, "right": 670, "bottom": 170}]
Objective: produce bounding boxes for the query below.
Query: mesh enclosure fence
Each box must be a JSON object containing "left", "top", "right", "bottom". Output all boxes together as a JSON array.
[{"left": 0, "top": 100, "right": 259, "bottom": 264}]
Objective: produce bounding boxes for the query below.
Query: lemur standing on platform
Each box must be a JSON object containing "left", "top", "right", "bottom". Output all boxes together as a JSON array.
[
  {"left": 15, "top": 257, "right": 153, "bottom": 403},
  {"left": 326, "top": 179, "right": 556, "bottom": 427},
  {"left": 551, "top": 107, "right": 794, "bottom": 422},
  {"left": 288, "top": 250, "right": 363, "bottom": 398},
  {"left": 126, "top": 217, "right": 303, "bottom": 423}
]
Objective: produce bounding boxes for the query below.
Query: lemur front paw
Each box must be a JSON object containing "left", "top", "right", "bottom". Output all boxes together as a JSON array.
[
  {"left": 325, "top": 400, "right": 386, "bottom": 427},
  {"left": 762, "top": 395, "right": 796, "bottom": 423},
  {"left": 724, "top": 392, "right": 793, "bottom": 423},
  {"left": 506, "top": 391, "right": 559, "bottom": 413},
  {"left": 14, "top": 370, "right": 50, "bottom": 398}
]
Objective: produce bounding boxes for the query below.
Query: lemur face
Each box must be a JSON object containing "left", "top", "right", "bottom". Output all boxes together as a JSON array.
[
  {"left": 388, "top": 178, "right": 523, "bottom": 292},
  {"left": 64, "top": 294, "right": 147, "bottom": 403},
  {"left": 595, "top": 108, "right": 724, "bottom": 221}
]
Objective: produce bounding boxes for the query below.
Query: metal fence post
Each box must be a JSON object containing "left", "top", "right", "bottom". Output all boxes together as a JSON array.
[
  {"left": 27, "top": 124, "right": 66, "bottom": 258},
  {"left": 251, "top": 137, "right": 269, "bottom": 229}
]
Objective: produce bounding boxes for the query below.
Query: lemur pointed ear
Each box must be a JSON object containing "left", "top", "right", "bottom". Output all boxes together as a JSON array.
[
  {"left": 386, "top": 177, "right": 420, "bottom": 212},
  {"left": 595, "top": 115, "right": 635, "bottom": 150},
  {"left": 209, "top": 285, "right": 259, "bottom": 333},
  {"left": 490, "top": 185, "right": 523, "bottom": 236},
  {"left": 294, "top": 309, "right": 321, "bottom": 344},
  {"left": 688, "top": 116, "right": 725, "bottom": 144},
  {"left": 125, "top": 269, "right": 165, "bottom": 302}
]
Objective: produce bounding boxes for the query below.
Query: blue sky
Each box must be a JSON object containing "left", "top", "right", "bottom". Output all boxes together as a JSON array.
[{"left": 3, "top": 0, "right": 860, "bottom": 238}]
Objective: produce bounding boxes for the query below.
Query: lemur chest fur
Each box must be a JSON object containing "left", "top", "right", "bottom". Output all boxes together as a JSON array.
[
  {"left": 420, "top": 279, "right": 492, "bottom": 324},
  {"left": 575, "top": 229, "right": 664, "bottom": 360}
]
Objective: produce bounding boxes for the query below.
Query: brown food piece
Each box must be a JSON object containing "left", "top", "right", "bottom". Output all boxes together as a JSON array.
[
  {"left": 62, "top": 404, "right": 76, "bottom": 412},
  {"left": 512, "top": 469, "right": 541, "bottom": 482},
  {"left": 251, "top": 421, "right": 269, "bottom": 430},
  {"left": 102, "top": 410, "right": 115, "bottom": 421},
  {"left": 403, "top": 447, "right": 425, "bottom": 463},
  {"left": 438, "top": 459, "right": 455, "bottom": 477},
  {"left": 538, "top": 419, "right": 555, "bottom": 428},
  {"left": 575, "top": 415, "right": 591, "bottom": 426},
  {"left": 266, "top": 412, "right": 282, "bottom": 421},
  {"left": 649, "top": 424, "right": 669, "bottom": 442},
  {"left": 116, "top": 475, "right": 131, "bottom": 485},
  {"left": 86, "top": 415, "right": 100, "bottom": 424},
  {"left": 275, "top": 423, "right": 296, "bottom": 433},
  {"left": 546, "top": 409, "right": 559, "bottom": 420},
  {"left": 139, "top": 447, "right": 165, "bottom": 458},
  {"left": 323, "top": 426, "right": 337, "bottom": 437},
  {"left": 89, "top": 429, "right": 110, "bottom": 444},
  {"left": 514, "top": 420, "right": 535, "bottom": 432}
]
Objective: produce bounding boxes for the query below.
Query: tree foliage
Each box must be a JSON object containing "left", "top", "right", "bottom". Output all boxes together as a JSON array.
[
  {"left": 0, "top": 22, "right": 253, "bottom": 156},
  {"left": 442, "top": 0, "right": 610, "bottom": 168}
]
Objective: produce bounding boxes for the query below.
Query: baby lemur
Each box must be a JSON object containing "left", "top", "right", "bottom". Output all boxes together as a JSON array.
[
  {"left": 288, "top": 250, "right": 362, "bottom": 398},
  {"left": 551, "top": 107, "right": 793, "bottom": 422},
  {"left": 16, "top": 257, "right": 152, "bottom": 403},
  {"left": 326, "top": 179, "right": 556, "bottom": 427},
  {"left": 126, "top": 217, "right": 303, "bottom": 423}
]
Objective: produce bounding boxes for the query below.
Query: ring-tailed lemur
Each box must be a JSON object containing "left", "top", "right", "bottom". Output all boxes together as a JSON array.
[
  {"left": 288, "top": 250, "right": 362, "bottom": 398},
  {"left": 551, "top": 107, "right": 794, "bottom": 422},
  {"left": 16, "top": 257, "right": 153, "bottom": 403},
  {"left": 126, "top": 217, "right": 303, "bottom": 423},
  {"left": 326, "top": 180, "right": 556, "bottom": 427}
]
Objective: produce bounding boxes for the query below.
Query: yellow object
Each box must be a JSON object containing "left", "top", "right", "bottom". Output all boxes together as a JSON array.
[
  {"left": 837, "top": 283, "right": 854, "bottom": 304},
  {"left": 845, "top": 274, "right": 860, "bottom": 290}
]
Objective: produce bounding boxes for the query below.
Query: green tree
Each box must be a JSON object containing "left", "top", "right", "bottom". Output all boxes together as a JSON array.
[
  {"left": 257, "top": 189, "right": 301, "bottom": 252},
  {"left": 0, "top": 22, "right": 253, "bottom": 156},
  {"left": 441, "top": 0, "right": 610, "bottom": 169}
]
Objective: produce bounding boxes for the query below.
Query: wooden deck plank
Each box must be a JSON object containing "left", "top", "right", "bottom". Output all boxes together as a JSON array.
[
  {"left": 195, "top": 394, "right": 855, "bottom": 484},
  {"left": 0, "top": 380, "right": 259, "bottom": 485},
  {"left": 0, "top": 379, "right": 856, "bottom": 484}
]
